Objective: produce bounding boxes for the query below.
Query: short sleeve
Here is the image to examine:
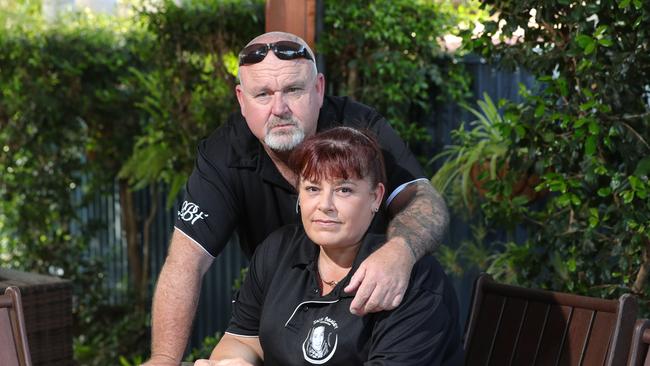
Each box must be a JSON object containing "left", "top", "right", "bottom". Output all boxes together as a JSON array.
[
  {"left": 225, "top": 232, "right": 277, "bottom": 336},
  {"left": 365, "top": 259, "right": 464, "bottom": 365},
  {"left": 174, "top": 137, "right": 240, "bottom": 257}
]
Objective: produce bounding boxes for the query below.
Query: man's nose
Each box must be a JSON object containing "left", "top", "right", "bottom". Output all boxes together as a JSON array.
[{"left": 271, "top": 92, "right": 290, "bottom": 116}]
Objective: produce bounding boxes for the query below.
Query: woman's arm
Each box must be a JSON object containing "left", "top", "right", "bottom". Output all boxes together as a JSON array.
[
  {"left": 198, "top": 231, "right": 284, "bottom": 366},
  {"left": 194, "top": 333, "right": 263, "bottom": 366}
]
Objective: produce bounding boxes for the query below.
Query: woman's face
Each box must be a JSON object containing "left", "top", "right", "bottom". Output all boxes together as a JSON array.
[{"left": 299, "top": 175, "right": 384, "bottom": 249}]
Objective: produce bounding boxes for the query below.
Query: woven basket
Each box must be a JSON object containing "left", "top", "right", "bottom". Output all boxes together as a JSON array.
[{"left": 0, "top": 268, "right": 73, "bottom": 366}]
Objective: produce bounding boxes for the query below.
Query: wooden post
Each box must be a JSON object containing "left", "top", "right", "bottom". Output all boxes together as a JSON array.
[{"left": 265, "top": 0, "right": 317, "bottom": 50}]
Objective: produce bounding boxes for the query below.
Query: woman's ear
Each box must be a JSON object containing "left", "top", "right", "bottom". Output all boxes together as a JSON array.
[{"left": 372, "top": 182, "right": 385, "bottom": 211}]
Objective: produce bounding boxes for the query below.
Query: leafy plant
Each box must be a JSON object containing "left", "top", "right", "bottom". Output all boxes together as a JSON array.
[
  {"left": 432, "top": 92, "right": 543, "bottom": 222},
  {"left": 437, "top": 224, "right": 489, "bottom": 278},
  {"left": 120, "top": 0, "right": 264, "bottom": 206},
  {"left": 119, "top": 354, "right": 145, "bottom": 366},
  {"left": 0, "top": 1, "right": 263, "bottom": 364},
  {"left": 452, "top": 0, "right": 650, "bottom": 309},
  {"left": 319, "top": 0, "right": 476, "bottom": 148},
  {"left": 432, "top": 93, "right": 512, "bottom": 206},
  {"left": 74, "top": 302, "right": 150, "bottom": 366}
]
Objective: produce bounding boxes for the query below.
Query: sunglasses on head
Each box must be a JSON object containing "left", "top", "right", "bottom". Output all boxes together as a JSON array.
[{"left": 238, "top": 41, "right": 314, "bottom": 66}]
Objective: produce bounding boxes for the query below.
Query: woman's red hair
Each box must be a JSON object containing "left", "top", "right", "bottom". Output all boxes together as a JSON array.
[{"left": 288, "top": 127, "right": 386, "bottom": 188}]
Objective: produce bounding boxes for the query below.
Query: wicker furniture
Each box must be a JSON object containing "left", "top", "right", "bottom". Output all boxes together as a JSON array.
[
  {"left": 0, "top": 268, "right": 73, "bottom": 366},
  {"left": 464, "top": 273, "right": 638, "bottom": 366}
]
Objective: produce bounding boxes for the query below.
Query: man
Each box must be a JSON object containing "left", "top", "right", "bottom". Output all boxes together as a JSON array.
[{"left": 144, "top": 31, "right": 449, "bottom": 365}]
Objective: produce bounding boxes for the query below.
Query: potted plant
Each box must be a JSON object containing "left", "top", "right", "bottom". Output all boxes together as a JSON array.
[{"left": 431, "top": 93, "right": 541, "bottom": 209}]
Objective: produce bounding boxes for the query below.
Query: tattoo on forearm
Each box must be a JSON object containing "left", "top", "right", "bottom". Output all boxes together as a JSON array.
[{"left": 387, "top": 181, "right": 449, "bottom": 260}]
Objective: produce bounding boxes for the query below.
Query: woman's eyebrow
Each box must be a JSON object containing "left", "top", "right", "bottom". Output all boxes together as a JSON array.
[{"left": 334, "top": 179, "right": 357, "bottom": 185}]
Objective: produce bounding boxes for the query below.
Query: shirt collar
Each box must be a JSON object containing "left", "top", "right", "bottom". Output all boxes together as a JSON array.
[
  {"left": 290, "top": 227, "right": 386, "bottom": 299},
  {"left": 336, "top": 233, "right": 385, "bottom": 298},
  {"left": 224, "top": 112, "right": 293, "bottom": 191},
  {"left": 225, "top": 112, "right": 262, "bottom": 169}
]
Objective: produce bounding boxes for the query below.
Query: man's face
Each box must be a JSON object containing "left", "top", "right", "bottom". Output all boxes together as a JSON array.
[{"left": 236, "top": 47, "right": 324, "bottom": 152}]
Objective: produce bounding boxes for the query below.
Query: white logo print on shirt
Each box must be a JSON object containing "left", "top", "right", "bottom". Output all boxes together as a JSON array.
[
  {"left": 178, "top": 201, "right": 209, "bottom": 225},
  {"left": 303, "top": 317, "right": 338, "bottom": 364}
]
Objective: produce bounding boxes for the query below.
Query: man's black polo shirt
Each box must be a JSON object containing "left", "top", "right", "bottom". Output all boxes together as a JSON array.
[
  {"left": 226, "top": 224, "right": 464, "bottom": 365},
  {"left": 174, "top": 96, "right": 426, "bottom": 258}
]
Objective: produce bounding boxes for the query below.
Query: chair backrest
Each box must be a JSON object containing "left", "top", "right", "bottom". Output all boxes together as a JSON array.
[
  {"left": 0, "top": 286, "right": 32, "bottom": 366},
  {"left": 627, "top": 319, "right": 650, "bottom": 366},
  {"left": 464, "top": 274, "right": 637, "bottom": 366}
]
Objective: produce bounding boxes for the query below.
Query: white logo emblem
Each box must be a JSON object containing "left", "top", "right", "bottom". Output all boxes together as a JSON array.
[
  {"left": 302, "top": 317, "right": 338, "bottom": 364},
  {"left": 178, "top": 201, "right": 209, "bottom": 225}
]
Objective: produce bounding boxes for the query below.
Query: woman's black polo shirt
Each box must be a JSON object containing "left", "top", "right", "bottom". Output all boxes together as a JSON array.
[
  {"left": 226, "top": 225, "right": 464, "bottom": 365},
  {"left": 174, "top": 96, "right": 426, "bottom": 258}
]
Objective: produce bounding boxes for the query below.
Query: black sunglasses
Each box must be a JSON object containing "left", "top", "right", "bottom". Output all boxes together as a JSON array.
[{"left": 238, "top": 41, "right": 314, "bottom": 66}]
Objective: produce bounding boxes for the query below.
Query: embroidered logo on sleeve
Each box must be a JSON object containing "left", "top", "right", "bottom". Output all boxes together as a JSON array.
[
  {"left": 302, "top": 317, "right": 338, "bottom": 364},
  {"left": 178, "top": 201, "right": 209, "bottom": 225}
]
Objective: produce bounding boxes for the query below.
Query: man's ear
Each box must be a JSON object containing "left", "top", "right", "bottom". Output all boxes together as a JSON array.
[
  {"left": 235, "top": 84, "right": 246, "bottom": 116},
  {"left": 315, "top": 73, "right": 325, "bottom": 106}
]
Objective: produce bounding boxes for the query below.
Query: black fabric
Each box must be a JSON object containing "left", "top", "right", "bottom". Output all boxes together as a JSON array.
[
  {"left": 227, "top": 225, "right": 464, "bottom": 365},
  {"left": 174, "top": 96, "right": 425, "bottom": 258}
]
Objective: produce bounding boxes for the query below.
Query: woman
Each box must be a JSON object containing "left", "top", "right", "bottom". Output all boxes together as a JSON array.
[{"left": 196, "top": 127, "right": 463, "bottom": 365}]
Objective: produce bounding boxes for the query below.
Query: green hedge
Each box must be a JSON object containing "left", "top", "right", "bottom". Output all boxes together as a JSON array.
[
  {"left": 320, "top": 0, "right": 475, "bottom": 147},
  {"left": 0, "top": 1, "right": 264, "bottom": 364}
]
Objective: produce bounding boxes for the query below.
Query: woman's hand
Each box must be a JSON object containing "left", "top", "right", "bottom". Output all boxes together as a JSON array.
[
  {"left": 194, "top": 358, "right": 255, "bottom": 366},
  {"left": 200, "top": 333, "right": 263, "bottom": 366}
]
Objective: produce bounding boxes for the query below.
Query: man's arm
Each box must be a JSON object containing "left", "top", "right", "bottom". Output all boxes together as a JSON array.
[
  {"left": 345, "top": 180, "right": 449, "bottom": 315},
  {"left": 385, "top": 179, "right": 448, "bottom": 258},
  {"left": 144, "top": 229, "right": 214, "bottom": 365}
]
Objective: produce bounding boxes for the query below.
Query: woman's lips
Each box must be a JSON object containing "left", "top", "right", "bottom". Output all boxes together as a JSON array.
[{"left": 312, "top": 219, "right": 342, "bottom": 227}]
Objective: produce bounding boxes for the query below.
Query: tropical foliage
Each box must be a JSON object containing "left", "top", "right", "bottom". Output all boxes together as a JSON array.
[{"left": 441, "top": 0, "right": 650, "bottom": 311}]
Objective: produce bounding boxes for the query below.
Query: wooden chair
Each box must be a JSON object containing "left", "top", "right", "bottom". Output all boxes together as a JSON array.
[
  {"left": 627, "top": 319, "right": 650, "bottom": 366},
  {"left": 0, "top": 286, "right": 32, "bottom": 366},
  {"left": 464, "top": 274, "right": 637, "bottom": 366}
]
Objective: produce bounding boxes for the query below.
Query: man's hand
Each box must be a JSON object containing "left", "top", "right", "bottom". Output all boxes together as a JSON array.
[
  {"left": 345, "top": 180, "right": 449, "bottom": 316},
  {"left": 344, "top": 237, "right": 416, "bottom": 315},
  {"left": 194, "top": 358, "right": 255, "bottom": 366}
]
